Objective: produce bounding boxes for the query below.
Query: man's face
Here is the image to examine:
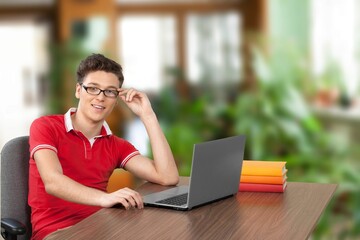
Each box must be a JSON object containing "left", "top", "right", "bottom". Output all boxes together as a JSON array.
[{"left": 75, "top": 71, "right": 120, "bottom": 124}]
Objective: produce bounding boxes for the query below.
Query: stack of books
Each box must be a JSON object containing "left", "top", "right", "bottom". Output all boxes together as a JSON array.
[{"left": 239, "top": 160, "right": 287, "bottom": 193}]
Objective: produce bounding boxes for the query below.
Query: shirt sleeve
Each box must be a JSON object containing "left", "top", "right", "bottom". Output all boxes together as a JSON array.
[
  {"left": 29, "top": 116, "right": 58, "bottom": 158},
  {"left": 115, "top": 138, "right": 140, "bottom": 169}
]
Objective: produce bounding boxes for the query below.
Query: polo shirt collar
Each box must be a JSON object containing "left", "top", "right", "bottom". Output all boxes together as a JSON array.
[{"left": 64, "top": 108, "right": 112, "bottom": 136}]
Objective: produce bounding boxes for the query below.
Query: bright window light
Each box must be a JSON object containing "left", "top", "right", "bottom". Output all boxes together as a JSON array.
[
  {"left": 0, "top": 20, "right": 48, "bottom": 149},
  {"left": 311, "top": 0, "right": 358, "bottom": 96},
  {"left": 117, "top": 15, "right": 176, "bottom": 92}
]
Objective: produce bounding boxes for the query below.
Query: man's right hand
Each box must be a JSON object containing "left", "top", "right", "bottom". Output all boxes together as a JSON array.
[{"left": 100, "top": 187, "right": 144, "bottom": 209}]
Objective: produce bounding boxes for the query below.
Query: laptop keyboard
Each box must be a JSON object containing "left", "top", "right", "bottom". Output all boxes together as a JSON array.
[{"left": 155, "top": 193, "right": 188, "bottom": 206}]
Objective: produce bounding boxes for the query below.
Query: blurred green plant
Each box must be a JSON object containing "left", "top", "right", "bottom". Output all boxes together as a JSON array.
[
  {"left": 316, "top": 59, "right": 352, "bottom": 108},
  {"left": 231, "top": 45, "right": 321, "bottom": 160}
]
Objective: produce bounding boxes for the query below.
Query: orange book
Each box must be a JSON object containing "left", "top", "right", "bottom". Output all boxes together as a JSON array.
[
  {"left": 238, "top": 182, "right": 287, "bottom": 193},
  {"left": 240, "top": 173, "right": 287, "bottom": 184},
  {"left": 241, "top": 160, "right": 287, "bottom": 177}
]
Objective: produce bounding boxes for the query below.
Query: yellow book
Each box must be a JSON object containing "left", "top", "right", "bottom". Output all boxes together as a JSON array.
[{"left": 241, "top": 160, "right": 287, "bottom": 177}]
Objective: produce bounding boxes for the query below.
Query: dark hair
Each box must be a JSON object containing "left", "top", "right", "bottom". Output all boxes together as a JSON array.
[{"left": 76, "top": 53, "right": 124, "bottom": 86}]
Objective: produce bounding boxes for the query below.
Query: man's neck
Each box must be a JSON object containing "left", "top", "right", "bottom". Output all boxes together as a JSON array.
[{"left": 71, "top": 112, "right": 103, "bottom": 139}]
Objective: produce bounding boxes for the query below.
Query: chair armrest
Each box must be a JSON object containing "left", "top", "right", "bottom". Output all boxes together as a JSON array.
[{"left": 1, "top": 218, "right": 26, "bottom": 235}]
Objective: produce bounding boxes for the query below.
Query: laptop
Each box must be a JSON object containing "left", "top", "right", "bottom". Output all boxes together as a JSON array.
[{"left": 143, "top": 135, "right": 246, "bottom": 210}]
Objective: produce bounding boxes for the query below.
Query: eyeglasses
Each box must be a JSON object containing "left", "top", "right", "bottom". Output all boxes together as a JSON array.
[{"left": 81, "top": 84, "right": 119, "bottom": 98}]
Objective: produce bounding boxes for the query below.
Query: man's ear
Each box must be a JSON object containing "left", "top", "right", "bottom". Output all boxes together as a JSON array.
[{"left": 75, "top": 83, "right": 81, "bottom": 99}]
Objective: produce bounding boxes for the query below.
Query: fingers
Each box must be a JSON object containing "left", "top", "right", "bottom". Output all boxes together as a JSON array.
[
  {"left": 117, "top": 88, "right": 154, "bottom": 119},
  {"left": 109, "top": 187, "right": 144, "bottom": 210},
  {"left": 118, "top": 88, "right": 142, "bottom": 102}
]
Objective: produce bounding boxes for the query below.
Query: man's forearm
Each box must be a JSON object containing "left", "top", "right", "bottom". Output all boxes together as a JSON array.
[
  {"left": 45, "top": 170, "right": 143, "bottom": 209},
  {"left": 141, "top": 112, "right": 179, "bottom": 185},
  {"left": 44, "top": 172, "right": 107, "bottom": 206}
]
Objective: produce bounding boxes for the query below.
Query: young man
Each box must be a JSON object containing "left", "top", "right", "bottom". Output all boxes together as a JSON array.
[{"left": 28, "top": 54, "right": 179, "bottom": 240}]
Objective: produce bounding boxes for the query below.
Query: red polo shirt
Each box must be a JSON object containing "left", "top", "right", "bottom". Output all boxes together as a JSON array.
[{"left": 28, "top": 108, "right": 139, "bottom": 240}]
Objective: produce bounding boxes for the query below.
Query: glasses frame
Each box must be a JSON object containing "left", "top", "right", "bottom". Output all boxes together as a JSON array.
[{"left": 81, "top": 84, "right": 119, "bottom": 98}]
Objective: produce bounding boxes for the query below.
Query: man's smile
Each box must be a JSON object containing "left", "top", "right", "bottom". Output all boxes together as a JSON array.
[{"left": 91, "top": 104, "right": 105, "bottom": 110}]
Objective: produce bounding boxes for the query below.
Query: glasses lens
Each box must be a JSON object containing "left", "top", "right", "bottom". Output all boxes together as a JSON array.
[
  {"left": 86, "top": 86, "right": 101, "bottom": 95},
  {"left": 104, "top": 90, "right": 119, "bottom": 98}
]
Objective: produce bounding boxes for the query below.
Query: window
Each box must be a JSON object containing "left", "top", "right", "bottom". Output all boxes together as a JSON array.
[
  {"left": 311, "top": 0, "right": 359, "bottom": 97},
  {"left": 186, "top": 12, "right": 242, "bottom": 85},
  {"left": 117, "top": 15, "right": 177, "bottom": 92},
  {"left": 118, "top": 11, "right": 242, "bottom": 91},
  {"left": 0, "top": 20, "right": 49, "bottom": 149}
]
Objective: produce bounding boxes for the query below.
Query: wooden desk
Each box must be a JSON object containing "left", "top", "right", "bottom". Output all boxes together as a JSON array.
[{"left": 50, "top": 177, "right": 337, "bottom": 240}]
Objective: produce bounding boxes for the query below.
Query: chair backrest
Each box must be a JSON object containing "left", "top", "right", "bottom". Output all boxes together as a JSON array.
[{"left": 1, "top": 136, "right": 31, "bottom": 240}]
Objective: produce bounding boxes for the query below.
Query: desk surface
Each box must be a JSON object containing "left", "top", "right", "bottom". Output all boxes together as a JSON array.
[{"left": 50, "top": 177, "right": 337, "bottom": 240}]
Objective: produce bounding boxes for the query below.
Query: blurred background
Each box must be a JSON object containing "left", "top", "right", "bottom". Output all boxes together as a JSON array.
[{"left": 1, "top": 0, "right": 360, "bottom": 239}]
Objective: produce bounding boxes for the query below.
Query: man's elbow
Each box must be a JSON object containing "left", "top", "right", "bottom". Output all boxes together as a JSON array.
[
  {"left": 44, "top": 183, "right": 55, "bottom": 195},
  {"left": 43, "top": 180, "right": 60, "bottom": 196},
  {"left": 161, "top": 175, "right": 179, "bottom": 186}
]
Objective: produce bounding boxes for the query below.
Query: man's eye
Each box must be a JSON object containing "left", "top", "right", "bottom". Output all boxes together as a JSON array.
[
  {"left": 105, "top": 90, "right": 117, "bottom": 95},
  {"left": 88, "top": 87, "right": 99, "bottom": 91}
]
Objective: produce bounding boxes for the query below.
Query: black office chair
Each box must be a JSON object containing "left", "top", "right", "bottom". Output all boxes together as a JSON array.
[{"left": 1, "top": 136, "right": 31, "bottom": 240}]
